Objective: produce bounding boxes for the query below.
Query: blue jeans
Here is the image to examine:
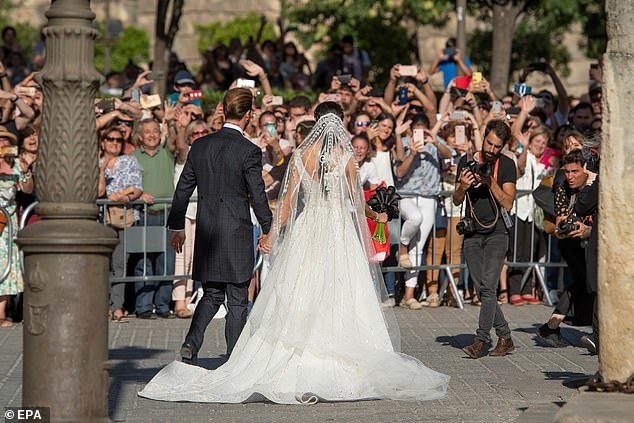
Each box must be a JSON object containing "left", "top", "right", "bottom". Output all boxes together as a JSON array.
[{"left": 131, "top": 212, "right": 175, "bottom": 315}]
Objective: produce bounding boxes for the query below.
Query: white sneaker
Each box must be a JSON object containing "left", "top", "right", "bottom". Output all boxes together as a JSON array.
[
  {"left": 401, "top": 298, "right": 422, "bottom": 310},
  {"left": 381, "top": 297, "right": 396, "bottom": 308}
]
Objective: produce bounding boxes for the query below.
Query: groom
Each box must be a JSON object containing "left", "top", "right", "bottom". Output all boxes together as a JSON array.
[{"left": 168, "top": 87, "right": 273, "bottom": 365}]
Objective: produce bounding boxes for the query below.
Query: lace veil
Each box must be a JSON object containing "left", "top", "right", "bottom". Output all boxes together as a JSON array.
[{"left": 270, "top": 105, "right": 401, "bottom": 351}]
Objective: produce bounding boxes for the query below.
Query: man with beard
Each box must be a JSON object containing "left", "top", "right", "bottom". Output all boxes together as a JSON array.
[{"left": 453, "top": 120, "right": 517, "bottom": 359}]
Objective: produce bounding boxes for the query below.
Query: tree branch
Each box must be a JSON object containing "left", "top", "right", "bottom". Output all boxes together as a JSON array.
[
  {"left": 156, "top": 0, "right": 169, "bottom": 40},
  {"left": 166, "top": 0, "right": 184, "bottom": 51}
]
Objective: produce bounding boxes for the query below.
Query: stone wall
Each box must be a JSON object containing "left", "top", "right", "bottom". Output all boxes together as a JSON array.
[{"left": 10, "top": 0, "right": 594, "bottom": 96}]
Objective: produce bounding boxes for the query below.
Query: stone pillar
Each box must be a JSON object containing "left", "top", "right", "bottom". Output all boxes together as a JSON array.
[
  {"left": 16, "top": 1, "right": 118, "bottom": 422},
  {"left": 598, "top": 0, "right": 634, "bottom": 383}
]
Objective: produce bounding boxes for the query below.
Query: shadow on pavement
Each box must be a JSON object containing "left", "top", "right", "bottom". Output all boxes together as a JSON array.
[
  {"left": 436, "top": 333, "right": 476, "bottom": 349},
  {"left": 108, "top": 346, "right": 167, "bottom": 420},
  {"left": 543, "top": 371, "right": 593, "bottom": 389}
]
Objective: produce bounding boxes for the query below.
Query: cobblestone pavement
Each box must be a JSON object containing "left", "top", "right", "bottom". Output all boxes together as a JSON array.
[{"left": 0, "top": 304, "right": 598, "bottom": 422}]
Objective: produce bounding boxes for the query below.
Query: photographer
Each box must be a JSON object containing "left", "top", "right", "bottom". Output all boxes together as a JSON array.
[
  {"left": 453, "top": 119, "right": 516, "bottom": 359},
  {"left": 537, "top": 149, "right": 594, "bottom": 347}
]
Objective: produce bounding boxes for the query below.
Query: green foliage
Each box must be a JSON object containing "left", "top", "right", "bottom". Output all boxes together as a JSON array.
[
  {"left": 94, "top": 25, "right": 150, "bottom": 73},
  {"left": 467, "top": 0, "right": 606, "bottom": 79},
  {"left": 195, "top": 13, "right": 277, "bottom": 53},
  {"left": 284, "top": 0, "right": 453, "bottom": 84}
]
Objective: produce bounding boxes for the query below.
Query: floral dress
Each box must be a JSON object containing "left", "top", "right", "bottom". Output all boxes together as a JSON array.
[{"left": 0, "top": 161, "right": 26, "bottom": 296}]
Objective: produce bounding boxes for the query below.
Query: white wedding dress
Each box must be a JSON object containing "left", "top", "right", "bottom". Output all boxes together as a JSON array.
[{"left": 139, "top": 113, "right": 449, "bottom": 404}]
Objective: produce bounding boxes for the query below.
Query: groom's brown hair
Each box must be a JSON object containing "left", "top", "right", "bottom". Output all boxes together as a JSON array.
[{"left": 223, "top": 88, "right": 253, "bottom": 121}]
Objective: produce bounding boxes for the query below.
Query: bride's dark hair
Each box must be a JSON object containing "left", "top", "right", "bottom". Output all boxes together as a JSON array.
[{"left": 314, "top": 101, "right": 344, "bottom": 120}]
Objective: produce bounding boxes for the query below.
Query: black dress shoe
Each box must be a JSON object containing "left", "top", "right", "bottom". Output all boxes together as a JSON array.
[
  {"left": 157, "top": 311, "right": 175, "bottom": 319},
  {"left": 137, "top": 311, "right": 156, "bottom": 319},
  {"left": 180, "top": 344, "right": 198, "bottom": 366},
  {"left": 537, "top": 323, "right": 568, "bottom": 348}
]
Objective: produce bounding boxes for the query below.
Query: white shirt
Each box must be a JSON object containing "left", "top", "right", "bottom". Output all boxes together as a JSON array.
[
  {"left": 223, "top": 122, "right": 244, "bottom": 135},
  {"left": 358, "top": 161, "right": 381, "bottom": 187},
  {"left": 371, "top": 151, "right": 394, "bottom": 187},
  {"left": 513, "top": 151, "right": 545, "bottom": 221}
]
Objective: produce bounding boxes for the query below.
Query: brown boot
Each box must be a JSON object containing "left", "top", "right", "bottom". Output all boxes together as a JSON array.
[
  {"left": 489, "top": 337, "right": 515, "bottom": 357},
  {"left": 462, "top": 339, "right": 489, "bottom": 359}
]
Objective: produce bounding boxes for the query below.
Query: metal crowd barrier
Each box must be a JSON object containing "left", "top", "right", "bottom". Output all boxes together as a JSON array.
[{"left": 13, "top": 190, "right": 568, "bottom": 310}]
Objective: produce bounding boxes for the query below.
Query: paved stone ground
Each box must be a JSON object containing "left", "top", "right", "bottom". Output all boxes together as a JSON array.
[{"left": 0, "top": 304, "right": 599, "bottom": 422}]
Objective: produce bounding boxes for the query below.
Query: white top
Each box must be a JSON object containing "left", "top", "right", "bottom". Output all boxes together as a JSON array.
[
  {"left": 174, "top": 147, "right": 198, "bottom": 220},
  {"left": 223, "top": 122, "right": 244, "bottom": 135},
  {"left": 513, "top": 151, "right": 545, "bottom": 222},
  {"left": 358, "top": 161, "right": 381, "bottom": 187},
  {"left": 371, "top": 151, "right": 394, "bottom": 187}
]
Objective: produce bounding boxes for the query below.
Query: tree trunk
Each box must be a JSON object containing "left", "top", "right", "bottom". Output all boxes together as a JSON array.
[
  {"left": 598, "top": 0, "right": 634, "bottom": 384},
  {"left": 490, "top": 3, "right": 522, "bottom": 96},
  {"left": 153, "top": 0, "right": 183, "bottom": 98}
]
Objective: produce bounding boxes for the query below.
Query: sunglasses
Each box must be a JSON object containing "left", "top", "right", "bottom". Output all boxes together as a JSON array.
[
  {"left": 192, "top": 130, "right": 208, "bottom": 137},
  {"left": 118, "top": 121, "right": 133, "bottom": 127},
  {"left": 104, "top": 136, "right": 124, "bottom": 142},
  {"left": 355, "top": 121, "right": 370, "bottom": 127}
]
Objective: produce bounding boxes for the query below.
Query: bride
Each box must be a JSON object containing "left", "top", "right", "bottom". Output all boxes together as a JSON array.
[{"left": 139, "top": 102, "right": 449, "bottom": 404}]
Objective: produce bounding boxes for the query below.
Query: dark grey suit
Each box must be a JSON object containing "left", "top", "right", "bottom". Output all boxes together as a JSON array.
[{"left": 168, "top": 126, "right": 272, "bottom": 356}]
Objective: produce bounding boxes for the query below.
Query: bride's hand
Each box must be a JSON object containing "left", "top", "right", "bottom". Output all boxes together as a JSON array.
[
  {"left": 258, "top": 232, "right": 272, "bottom": 253},
  {"left": 376, "top": 212, "right": 388, "bottom": 224}
]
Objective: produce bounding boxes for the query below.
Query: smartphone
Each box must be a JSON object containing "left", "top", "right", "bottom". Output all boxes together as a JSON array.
[
  {"left": 514, "top": 83, "right": 532, "bottom": 97},
  {"left": 337, "top": 74, "right": 352, "bottom": 85},
  {"left": 534, "top": 97, "right": 545, "bottom": 108},
  {"left": 15, "top": 86, "right": 36, "bottom": 97},
  {"left": 264, "top": 123, "right": 277, "bottom": 137},
  {"left": 450, "top": 110, "right": 466, "bottom": 120},
  {"left": 506, "top": 106, "right": 521, "bottom": 115},
  {"left": 96, "top": 98, "right": 115, "bottom": 113},
  {"left": 471, "top": 72, "right": 482, "bottom": 84},
  {"left": 237, "top": 78, "right": 256, "bottom": 88},
  {"left": 148, "top": 71, "right": 164, "bottom": 81},
  {"left": 397, "top": 86, "right": 409, "bottom": 105},
  {"left": 270, "top": 96, "right": 284, "bottom": 106},
  {"left": 530, "top": 62, "right": 548, "bottom": 72},
  {"left": 455, "top": 125, "right": 466, "bottom": 146},
  {"left": 491, "top": 100, "right": 502, "bottom": 114},
  {"left": 188, "top": 90, "right": 203, "bottom": 100},
  {"left": 263, "top": 163, "right": 273, "bottom": 173},
  {"left": 370, "top": 119, "right": 378, "bottom": 126},
  {"left": 443, "top": 47, "right": 456, "bottom": 58},
  {"left": 140, "top": 94, "right": 162, "bottom": 109},
  {"left": 450, "top": 87, "right": 467, "bottom": 98},
  {"left": 413, "top": 128, "right": 425, "bottom": 145},
  {"left": 131, "top": 89, "right": 141, "bottom": 103},
  {"left": 325, "top": 93, "right": 341, "bottom": 103},
  {"left": 399, "top": 65, "right": 418, "bottom": 76}
]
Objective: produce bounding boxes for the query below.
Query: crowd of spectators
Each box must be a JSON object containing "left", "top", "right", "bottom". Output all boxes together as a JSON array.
[{"left": 0, "top": 22, "right": 601, "bottom": 343}]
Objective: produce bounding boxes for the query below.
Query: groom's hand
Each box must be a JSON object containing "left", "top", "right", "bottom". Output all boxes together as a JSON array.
[
  {"left": 170, "top": 230, "right": 186, "bottom": 253},
  {"left": 258, "top": 233, "right": 272, "bottom": 254}
]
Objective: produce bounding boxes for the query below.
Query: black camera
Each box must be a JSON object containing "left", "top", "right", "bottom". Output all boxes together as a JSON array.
[
  {"left": 466, "top": 160, "right": 492, "bottom": 178},
  {"left": 557, "top": 215, "right": 582, "bottom": 236},
  {"left": 456, "top": 217, "right": 476, "bottom": 236}
]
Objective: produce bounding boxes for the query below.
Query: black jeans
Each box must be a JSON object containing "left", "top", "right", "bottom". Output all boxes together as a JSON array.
[
  {"left": 463, "top": 232, "right": 511, "bottom": 343},
  {"left": 185, "top": 280, "right": 249, "bottom": 357}
]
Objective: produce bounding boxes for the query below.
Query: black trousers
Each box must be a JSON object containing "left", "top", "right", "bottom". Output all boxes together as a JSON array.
[
  {"left": 556, "top": 238, "right": 594, "bottom": 326},
  {"left": 184, "top": 280, "right": 249, "bottom": 357}
]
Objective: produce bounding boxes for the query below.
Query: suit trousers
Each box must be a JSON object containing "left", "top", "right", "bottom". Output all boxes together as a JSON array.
[
  {"left": 463, "top": 232, "right": 512, "bottom": 343},
  {"left": 185, "top": 280, "right": 249, "bottom": 357}
]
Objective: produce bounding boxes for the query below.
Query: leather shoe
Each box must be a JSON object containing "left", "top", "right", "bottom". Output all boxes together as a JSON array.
[
  {"left": 180, "top": 343, "right": 198, "bottom": 366},
  {"left": 489, "top": 337, "right": 515, "bottom": 356},
  {"left": 462, "top": 339, "right": 489, "bottom": 359}
]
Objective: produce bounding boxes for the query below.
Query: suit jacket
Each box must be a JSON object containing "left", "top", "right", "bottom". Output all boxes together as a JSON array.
[{"left": 167, "top": 126, "right": 273, "bottom": 283}]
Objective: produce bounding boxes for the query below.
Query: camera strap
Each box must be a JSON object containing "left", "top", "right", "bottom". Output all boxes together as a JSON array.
[{"left": 465, "top": 155, "right": 502, "bottom": 230}]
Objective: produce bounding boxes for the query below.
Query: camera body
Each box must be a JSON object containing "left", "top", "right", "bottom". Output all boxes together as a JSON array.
[
  {"left": 557, "top": 215, "right": 582, "bottom": 236},
  {"left": 466, "top": 160, "right": 492, "bottom": 178},
  {"left": 456, "top": 217, "right": 476, "bottom": 236}
]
